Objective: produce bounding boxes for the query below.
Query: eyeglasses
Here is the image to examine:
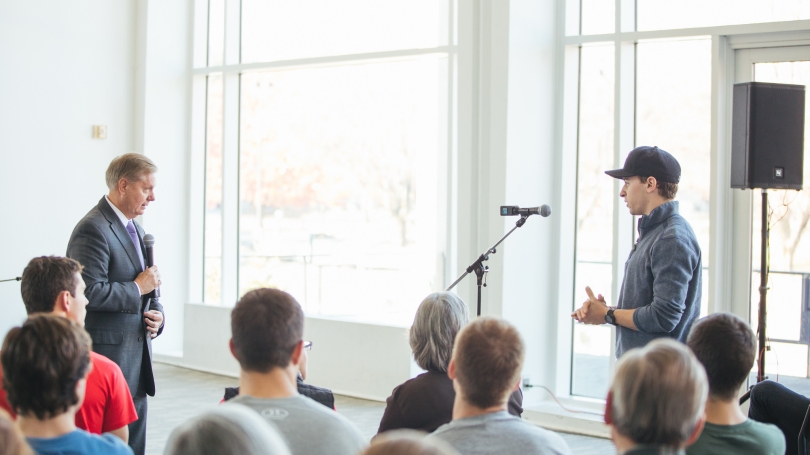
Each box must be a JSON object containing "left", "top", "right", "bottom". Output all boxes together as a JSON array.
[{"left": 303, "top": 340, "right": 313, "bottom": 351}]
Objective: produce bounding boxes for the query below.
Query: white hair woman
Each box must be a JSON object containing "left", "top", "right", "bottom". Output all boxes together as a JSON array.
[
  {"left": 376, "top": 292, "right": 523, "bottom": 435},
  {"left": 164, "top": 404, "right": 291, "bottom": 455}
]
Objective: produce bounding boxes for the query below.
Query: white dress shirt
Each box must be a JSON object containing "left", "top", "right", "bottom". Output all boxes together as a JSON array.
[
  {"left": 105, "top": 195, "right": 142, "bottom": 294},
  {"left": 105, "top": 195, "right": 131, "bottom": 227}
]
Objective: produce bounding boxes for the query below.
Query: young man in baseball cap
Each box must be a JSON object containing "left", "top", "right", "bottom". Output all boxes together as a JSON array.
[{"left": 572, "top": 146, "right": 702, "bottom": 358}]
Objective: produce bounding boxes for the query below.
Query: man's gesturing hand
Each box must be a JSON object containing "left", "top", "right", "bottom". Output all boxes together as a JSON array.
[
  {"left": 135, "top": 266, "right": 161, "bottom": 295},
  {"left": 144, "top": 310, "right": 164, "bottom": 338},
  {"left": 571, "top": 286, "right": 609, "bottom": 325}
]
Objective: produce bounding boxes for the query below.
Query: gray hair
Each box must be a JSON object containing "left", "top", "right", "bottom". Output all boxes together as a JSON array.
[
  {"left": 409, "top": 292, "right": 469, "bottom": 372},
  {"left": 609, "top": 338, "right": 708, "bottom": 449},
  {"left": 105, "top": 153, "right": 157, "bottom": 190},
  {"left": 164, "top": 404, "right": 290, "bottom": 455}
]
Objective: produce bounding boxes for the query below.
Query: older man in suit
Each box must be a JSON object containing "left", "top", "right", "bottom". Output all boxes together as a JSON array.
[{"left": 67, "top": 153, "right": 165, "bottom": 455}]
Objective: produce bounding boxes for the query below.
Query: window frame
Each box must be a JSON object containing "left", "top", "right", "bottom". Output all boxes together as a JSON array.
[
  {"left": 188, "top": 0, "right": 459, "bottom": 311},
  {"left": 553, "top": 0, "right": 810, "bottom": 409}
]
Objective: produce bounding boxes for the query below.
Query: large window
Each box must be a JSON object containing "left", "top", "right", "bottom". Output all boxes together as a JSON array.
[
  {"left": 636, "top": 38, "right": 712, "bottom": 317},
  {"left": 196, "top": 1, "right": 453, "bottom": 323},
  {"left": 562, "top": 0, "right": 810, "bottom": 406},
  {"left": 571, "top": 44, "right": 615, "bottom": 399},
  {"left": 637, "top": 0, "right": 810, "bottom": 31},
  {"left": 750, "top": 60, "right": 810, "bottom": 379},
  {"left": 566, "top": 4, "right": 713, "bottom": 401}
]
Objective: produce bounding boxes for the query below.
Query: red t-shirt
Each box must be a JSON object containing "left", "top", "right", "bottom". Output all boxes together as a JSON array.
[{"left": 0, "top": 351, "right": 137, "bottom": 433}]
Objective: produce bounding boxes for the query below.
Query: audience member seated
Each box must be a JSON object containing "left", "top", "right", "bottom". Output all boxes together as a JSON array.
[
  {"left": 0, "top": 409, "right": 33, "bottom": 455},
  {"left": 1, "top": 315, "right": 132, "bottom": 455},
  {"left": 378, "top": 293, "right": 523, "bottom": 434},
  {"left": 164, "top": 403, "right": 290, "bottom": 455},
  {"left": 223, "top": 339, "right": 335, "bottom": 409},
  {"left": 0, "top": 256, "right": 137, "bottom": 442},
  {"left": 426, "top": 316, "right": 570, "bottom": 455},
  {"left": 227, "top": 288, "right": 366, "bottom": 455},
  {"left": 606, "top": 338, "right": 707, "bottom": 455},
  {"left": 686, "top": 313, "right": 784, "bottom": 455},
  {"left": 748, "top": 380, "right": 810, "bottom": 455},
  {"left": 363, "top": 430, "right": 459, "bottom": 455}
]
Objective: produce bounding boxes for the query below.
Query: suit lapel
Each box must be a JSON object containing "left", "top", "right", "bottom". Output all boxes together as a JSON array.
[{"left": 97, "top": 197, "right": 143, "bottom": 273}]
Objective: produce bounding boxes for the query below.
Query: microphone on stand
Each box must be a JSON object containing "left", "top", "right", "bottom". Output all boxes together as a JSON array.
[
  {"left": 143, "top": 234, "right": 160, "bottom": 298},
  {"left": 500, "top": 205, "right": 552, "bottom": 217}
]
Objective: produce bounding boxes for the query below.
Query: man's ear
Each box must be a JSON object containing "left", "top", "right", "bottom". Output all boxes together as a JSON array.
[
  {"left": 118, "top": 178, "right": 129, "bottom": 195},
  {"left": 290, "top": 340, "right": 304, "bottom": 367},
  {"left": 53, "top": 290, "right": 71, "bottom": 314},
  {"left": 447, "top": 359, "right": 457, "bottom": 380},
  {"left": 645, "top": 176, "right": 659, "bottom": 194},
  {"left": 228, "top": 339, "right": 238, "bottom": 360},
  {"left": 604, "top": 391, "right": 614, "bottom": 425},
  {"left": 685, "top": 414, "right": 706, "bottom": 447}
]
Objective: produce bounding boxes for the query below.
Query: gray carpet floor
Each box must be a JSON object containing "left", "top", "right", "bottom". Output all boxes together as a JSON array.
[{"left": 146, "top": 362, "right": 615, "bottom": 455}]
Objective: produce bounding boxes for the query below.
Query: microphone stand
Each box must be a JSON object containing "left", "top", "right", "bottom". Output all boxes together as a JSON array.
[
  {"left": 446, "top": 215, "right": 529, "bottom": 316},
  {"left": 0, "top": 277, "right": 21, "bottom": 283}
]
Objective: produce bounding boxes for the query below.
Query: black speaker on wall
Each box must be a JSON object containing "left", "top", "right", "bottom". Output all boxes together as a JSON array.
[{"left": 731, "top": 81, "right": 806, "bottom": 189}]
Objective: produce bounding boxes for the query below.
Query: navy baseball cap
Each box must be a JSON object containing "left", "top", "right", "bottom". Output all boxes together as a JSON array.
[{"left": 605, "top": 146, "right": 681, "bottom": 184}]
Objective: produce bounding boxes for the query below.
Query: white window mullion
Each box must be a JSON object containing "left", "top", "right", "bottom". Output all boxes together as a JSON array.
[
  {"left": 220, "top": 73, "right": 239, "bottom": 305},
  {"left": 709, "top": 35, "right": 735, "bottom": 315},
  {"left": 554, "top": 43, "right": 581, "bottom": 397},
  {"left": 220, "top": 0, "right": 241, "bottom": 305},
  {"left": 611, "top": 0, "right": 635, "bottom": 366},
  {"left": 189, "top": 76, "right": 207, "bottom": 303}
]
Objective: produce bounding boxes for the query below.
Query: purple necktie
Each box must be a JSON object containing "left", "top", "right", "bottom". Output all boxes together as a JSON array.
[{"left": 126, "top": 220, "right": 145, "bottom": 271}]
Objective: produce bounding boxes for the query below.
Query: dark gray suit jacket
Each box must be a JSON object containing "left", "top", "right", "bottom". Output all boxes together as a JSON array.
[{"left": 67, "top": 197, "right": 164, "bottom": 397}]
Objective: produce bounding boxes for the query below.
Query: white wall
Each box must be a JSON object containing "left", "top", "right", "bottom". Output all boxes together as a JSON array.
[
  {"left": 455, "top": 0, "right": 560, "bottom": 406},
  {"left": 0, "top": 1, "right": 137, "bottom": 338},
  {"left": 0, "top": 0, "right": 193, "bottom": 357},
  {"left": 157, "top": 304, "right": 415, "bottom": 402},
  {"left": 136, "top": 0, "right": 194, "bottom": 356},
  {"left": 500, "top": 0, "right": 560, "bottom": 405}
]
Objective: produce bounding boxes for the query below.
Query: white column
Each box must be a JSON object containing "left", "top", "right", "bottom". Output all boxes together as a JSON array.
[{"left": 135, "top": 0, "right": 194, "bottom": 355}]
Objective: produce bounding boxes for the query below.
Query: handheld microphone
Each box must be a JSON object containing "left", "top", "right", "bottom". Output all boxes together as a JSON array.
[
  {"left": 143, "top": 234, "right": 160, "bottom": 298},
  {"left": 500, "top": 205, "right": 552, "bottom": 217}
]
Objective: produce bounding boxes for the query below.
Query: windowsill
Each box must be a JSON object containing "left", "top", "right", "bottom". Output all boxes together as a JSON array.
[
  {"left": 523, "top": 401, "right": 610, "bottom": 438},
  {"left": 190, "top": 301, "right": 413, "bottom": 328}
]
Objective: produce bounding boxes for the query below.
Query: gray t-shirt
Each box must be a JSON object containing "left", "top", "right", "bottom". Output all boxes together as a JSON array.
[
  {"left": 427, "top": 411, "right": 571, "bottom": 455},
  {"left": 231, "top": 394, "right": 366, "bottom": 455}
]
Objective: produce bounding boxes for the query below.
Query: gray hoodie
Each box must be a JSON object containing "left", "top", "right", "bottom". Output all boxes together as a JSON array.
[{"left": 616, "top": 201, "right": 702, "bottom": 358}]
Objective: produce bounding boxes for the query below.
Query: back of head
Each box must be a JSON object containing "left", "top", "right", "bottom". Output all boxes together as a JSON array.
[
  {"left": 20, "top": 256, "right": 83, "bottom": 315},
  {"left": 609, "top": 338, "right": 708, "bottom": 448},
  {"left": 687, "top": 312, "right": 756, "bottom": 401},
  {"left": 365, "top": 430, "right": 459, "bottom": 455},
  {"left": 410, "top": 292, "right": 469, "bottom": 373},
  {"left": 452, "top": 316, "right": 524, "bottom": 409},
  {"left": 1, "top": 315, "right": 91, "bottom": 420},
  {"left": 231, "top": 288, "right": 304, "bottom": 372},
  {"left": 164, "top": 403, "right": 290, "bottom": 455},
  {"left": 105, "top": 153, "right": 158, "bottom": 190}
]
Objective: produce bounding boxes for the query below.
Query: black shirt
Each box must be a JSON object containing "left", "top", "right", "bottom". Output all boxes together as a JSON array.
[{"left": 377, "top": 370, "right": 523, "bottom": 434}]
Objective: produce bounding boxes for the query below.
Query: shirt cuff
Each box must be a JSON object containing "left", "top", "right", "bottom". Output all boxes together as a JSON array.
[{"left": 134, "top": 282, "right": 141, "bottom": 296}]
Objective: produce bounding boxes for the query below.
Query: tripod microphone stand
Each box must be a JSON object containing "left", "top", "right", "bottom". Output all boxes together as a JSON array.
[{"left": 446, "top": 215, "right": 530, "bottom": 316}]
